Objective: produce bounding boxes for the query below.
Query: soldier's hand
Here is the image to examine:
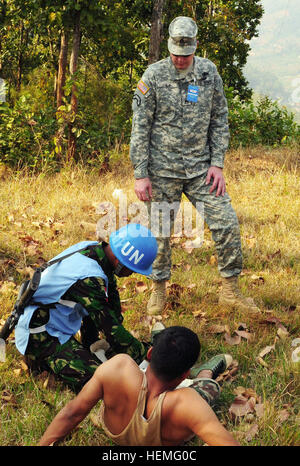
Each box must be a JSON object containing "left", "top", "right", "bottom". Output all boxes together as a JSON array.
[
  {"left": 206, "top": 166, "right": 226, "bottom": 197},
  {"left": 135, "top": 178, "right": 152, "bottom": 201}
]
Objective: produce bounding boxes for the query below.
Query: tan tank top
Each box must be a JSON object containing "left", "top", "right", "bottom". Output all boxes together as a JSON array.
[{"left": 99, "top": 371, "right": 167, "bottom": 446}]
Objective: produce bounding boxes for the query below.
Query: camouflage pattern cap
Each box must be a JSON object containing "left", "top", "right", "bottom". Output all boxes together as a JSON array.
[{"left": 168, "top": 16, "right": 198, "bottom": 56}]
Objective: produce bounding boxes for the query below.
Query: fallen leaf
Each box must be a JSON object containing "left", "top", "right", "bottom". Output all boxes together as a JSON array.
[
  {"left": 216, "top": 360, "right": 239, "bottom": 382},
  {"left": 233, "top": 386, "right": 247, "bottom": 396},
  {"left": 237, "top": 323, "right": 248, "bottom": 331},
  {"left": 209, "top": 255, "right": 217, "bottom": 266},
  {"left": 1, "top": 390, "right": 18, "bottom": 408},
  {"left": 186, "top": 283, "right": 196, "bottom": 290},
  {"left": 250, "top": 274, "right": 265, "bottom": 284},
  {"left": 259, "top": 344, "right": 276, "bottom": 358},
  {"left": 20, "top": 360, "right": 29, "bottom": 372},
  {"left": 38, "top": 372, "right": 56, "bottom": 390},
  {"left": 16, "top": 266, "right": 35, "bottom": 278},
  {"left": 229, "top": 395, "right": 255, "bottom": 419},
  {"left": 260, "top": 316, "right": 282, "bottom": 326},
  {"left": 277, "top": 326, "right": 289, "bottom": 339},
  {"left": 225, "top": 332, "right": 241, "bottom": 345},
  {"left": 123, "top": 277, "right": 137, "bottom": 287},
  {"left": 244, "top": 388, "right": 259, "bottom": 401},
  {"left": 245, "top": 423, "right": 259, "bottom": 442},
  {"left": 135, "top": 281, "right": 148, "bottom": 293},
  {"left": 235, "top": 330, "right": 254, "bottom": 341},
  {"left": 277, "top": 409, "right": 290, "bottom": 423},
  {"left": 256, "top": 356, "right": 269, "bottom": 367},
  {"left": 254, "top": 403, "right": 265, "bottom": 418},
  {"left": 208, "top": 324, "right": 229, "bottom": 334},
  {"left": 267, "top": 249, "right": 281, "bottom": 260},
  {"left": 192, "top": 309, "right": 206, "bottom": 318}
]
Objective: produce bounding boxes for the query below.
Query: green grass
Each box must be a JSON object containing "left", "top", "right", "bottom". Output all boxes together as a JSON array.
[{"left": 0, "top": 145, "right": 299, "bottom": 446}]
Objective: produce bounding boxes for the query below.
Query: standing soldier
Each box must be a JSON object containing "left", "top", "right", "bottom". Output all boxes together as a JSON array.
[{"left": 130, "top": 16, "right": 260, "bottom": 316}]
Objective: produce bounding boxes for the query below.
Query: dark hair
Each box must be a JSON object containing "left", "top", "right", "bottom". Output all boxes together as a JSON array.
[{"left": 150, "top": 326, "right": 200, "bottom": 382}]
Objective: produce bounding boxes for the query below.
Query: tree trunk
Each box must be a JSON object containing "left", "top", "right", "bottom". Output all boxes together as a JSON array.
[
  {"left": 148, "top": 0, "right": 165, "bottom": 65},
  {"left": 55, "top": 32, "right": 68, "bottom": 161},
  {"left": 67, "top": 11, "right": 81, "bottom": 162},
  {"left": 56, "top": 32, "right": 68, "bottom": 109},
  {"left": 16, "top": 21, "right": 24, "bottom": 91}
]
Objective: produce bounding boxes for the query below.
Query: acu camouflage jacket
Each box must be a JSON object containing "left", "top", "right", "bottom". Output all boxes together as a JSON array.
[{"left": 130, "top": 56, "right": 230, "bottom": 180}]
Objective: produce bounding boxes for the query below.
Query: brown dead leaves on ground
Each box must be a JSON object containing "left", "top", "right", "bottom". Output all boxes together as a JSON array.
[
  {"left": 228, "top": 386, "right": 293, "bottom": 443},
  {"left": 256, "top": 316, "right": 290, "bottom": 367},
  {"left": 208, "top": 322, "right": 254, "bottom": 346},
  {"left": 228, "top": 386, "right": 263, "bottom": 442}
]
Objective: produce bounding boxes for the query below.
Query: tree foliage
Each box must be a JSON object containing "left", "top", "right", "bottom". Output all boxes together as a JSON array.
[{"left": 0, "top": 0, "right": 298, "bottom": 169}]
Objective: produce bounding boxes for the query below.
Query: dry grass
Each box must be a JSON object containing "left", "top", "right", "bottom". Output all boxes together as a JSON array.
[{"left": 0, "top": 145, "right": 299, "bottom": 446}]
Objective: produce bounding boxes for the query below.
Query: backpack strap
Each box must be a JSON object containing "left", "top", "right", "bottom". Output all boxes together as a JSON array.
[{"left": 45, "top": 244, "right": 99, "bottom": 268}]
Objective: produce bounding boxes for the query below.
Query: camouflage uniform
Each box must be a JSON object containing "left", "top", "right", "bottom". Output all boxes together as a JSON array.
[
  {"left": 130, "top": 53, "right": 242, "bottom": 281},
  {"left": 25, "top": 243, "right": 149, "bottom": 392},
  {"left": 190, "top": 378, "right": 220, "bottom": 406}
]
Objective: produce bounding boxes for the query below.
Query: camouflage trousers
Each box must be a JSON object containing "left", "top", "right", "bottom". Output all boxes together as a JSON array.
[
  {"left": 25, "top": 332, "right": 99, "bottom": 393},
  {"left": 25, "top": 309, "right": 149, "bottom": 393},
  {"left": 147, "top": 173, "right": 243, "bottom": 281},
  {"left": 190, "top": 378, "right": 220, "bottom": 406}
]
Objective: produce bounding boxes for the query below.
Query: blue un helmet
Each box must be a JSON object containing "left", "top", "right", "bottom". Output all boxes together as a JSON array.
[{"left": 109, "top": 223, "right": 157, "bottom": 276}]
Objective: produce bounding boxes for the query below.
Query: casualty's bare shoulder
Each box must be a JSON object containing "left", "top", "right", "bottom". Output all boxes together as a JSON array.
[
  {"left": 102, "top": 353, "right": 136, "bottom": 370},
  {"left": 95, "top": 353, "right": 139, "bottom": 379},
  {"left": 163, "top": 385, "right": 210, "bottom": 422}
]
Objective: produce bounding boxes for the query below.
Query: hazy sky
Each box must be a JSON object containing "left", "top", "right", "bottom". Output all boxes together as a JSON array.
[{"left": 244, "top": 0, "right": 300, "bottom": 110}]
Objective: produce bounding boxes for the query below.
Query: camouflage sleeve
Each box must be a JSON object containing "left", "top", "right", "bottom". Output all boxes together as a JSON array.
[
  {"left": 63, "top": 276, "right": 123, "bottom": 327},
  {"left": 208, "top": 67, "right": 230, "bottom": 168},
  {"left": 129, "top": 69, "right": 156, "bottom": 179},
  {"left": 63, "top": 277, "right": 149, "bottom": 365}
]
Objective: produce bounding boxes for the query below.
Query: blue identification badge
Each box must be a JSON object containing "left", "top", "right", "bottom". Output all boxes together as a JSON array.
[{"left": 187, "top": 84, "right": 199, "bottom": 102}]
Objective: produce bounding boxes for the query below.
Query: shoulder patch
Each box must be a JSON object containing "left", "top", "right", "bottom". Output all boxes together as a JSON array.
[{"left": 137, "top": 80, "right": 150, "bottom": 95}]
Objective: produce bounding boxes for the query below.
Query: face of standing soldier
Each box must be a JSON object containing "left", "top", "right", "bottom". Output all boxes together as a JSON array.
[{"left": 170, "top": 53, "right": 195, "bottom": 70}]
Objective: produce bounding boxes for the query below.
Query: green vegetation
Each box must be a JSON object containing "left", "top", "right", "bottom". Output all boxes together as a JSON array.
[{"left": 4, "top": 0, "right": 298, "bottom": 171}]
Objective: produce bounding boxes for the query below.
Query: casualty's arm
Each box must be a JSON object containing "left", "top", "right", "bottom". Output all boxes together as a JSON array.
[
  {"left": 181, "top": 388, "right": 240, "bottom": 446},
  {"left": 38, "top": 364, "right": 105, "bottom": 446}
]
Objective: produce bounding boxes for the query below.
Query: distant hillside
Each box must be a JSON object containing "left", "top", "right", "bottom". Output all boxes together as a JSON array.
[{"left": 244, "top": 0, "right": 300, "bottom": 121}]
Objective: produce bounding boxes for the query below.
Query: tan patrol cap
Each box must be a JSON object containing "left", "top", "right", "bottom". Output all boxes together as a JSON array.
[{"left": 168, "top": 16, "right": 198, "bottom": 56}]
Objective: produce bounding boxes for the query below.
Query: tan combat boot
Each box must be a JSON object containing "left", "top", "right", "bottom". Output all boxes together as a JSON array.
[
  {"left": 147, "top": 280, "right": 167, "bottom": 316},
  {"left": 219, "top": 276, "right": 260, "bottom": 313}
]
